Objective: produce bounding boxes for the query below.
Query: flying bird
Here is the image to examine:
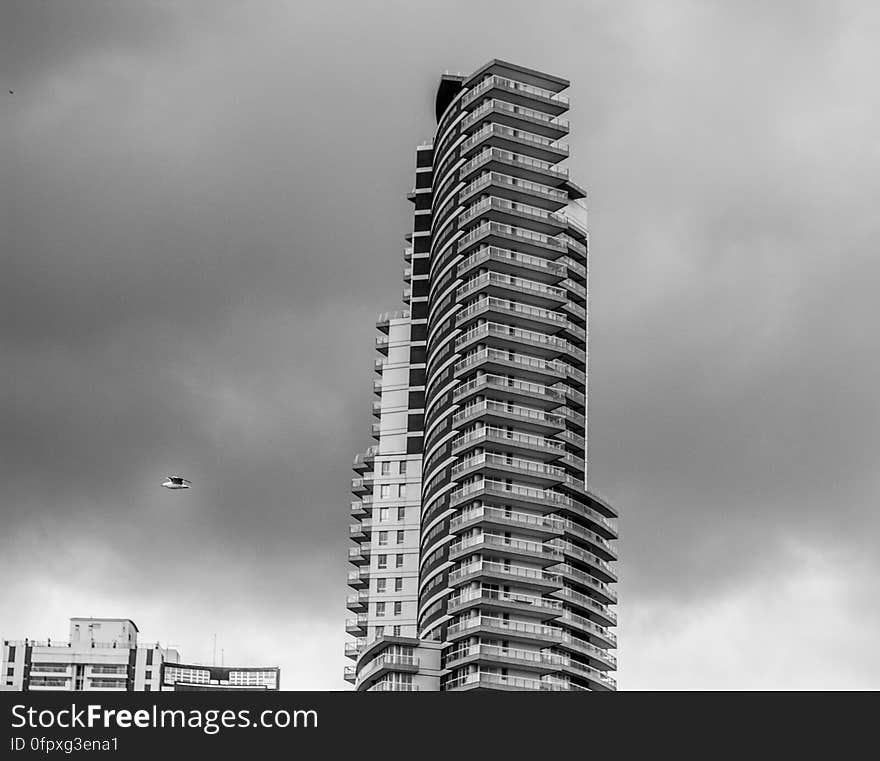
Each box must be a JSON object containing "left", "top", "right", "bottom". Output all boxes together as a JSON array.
[{"left": 161, "top": 476, "right": 192, "bottom": 490}]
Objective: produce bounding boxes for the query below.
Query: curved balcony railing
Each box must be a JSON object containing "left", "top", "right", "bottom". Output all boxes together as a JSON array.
[
  {"left": 458, "top": 271, "right": 567, "bottom": 302},
  {"left": 459, "top": 245, "right": 566, "bottom": 279},
  {"left": 450, "top": 505, "right": 565, "bottom": 534}
]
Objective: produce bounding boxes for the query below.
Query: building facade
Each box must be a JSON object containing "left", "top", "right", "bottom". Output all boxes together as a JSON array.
[
  {"left": 160, "top": 663, "right": 280, "bottom": 691},
  {"left": 1, "top": 617, "right": 280, "bottom": 692},
  {"left": 346, "top": 60, "right": 619, "bottom": 692},
  {"left": 2, "top": 618, "right": 178, "bottom": 692}
]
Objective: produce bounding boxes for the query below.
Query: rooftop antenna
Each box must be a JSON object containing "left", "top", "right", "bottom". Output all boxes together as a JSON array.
[
  {"left": 221, "top": 648, "right": 224, "bottom": 667},
  {"left": 212, "top": 634, "right": 217, "bottom": 666}
]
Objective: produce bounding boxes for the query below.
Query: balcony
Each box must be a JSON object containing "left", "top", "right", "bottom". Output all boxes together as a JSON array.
[
  {"left": 357, "top": 653, "right": 420, "bottom": 684},
  {"left": 458, "top": 245, "right": 566, "bottom": 285},
  {"left": 451, "top": 452, "right": 566, "bottom": 489},
  {"left": 447, "top": 587, "right": 564, "bottom": 618},
  {"left": 345, "top": 615, "right": 368, "bottom": 635},
  {"left": 459, "top": 195, "right": 568, "bottom": 235},
  {"left": 556, "top": 656, "right": 616, "bottom": 691},
  {"left": 454, "top": 323, "right": 571, "bottom": 364},
  {"left": 451, "top": 427, "right": 565, "bottom": 461},
  {"left": 453, "top": 345, "right": 567, "bottom": 383},
  {"left": 350, "top": 476, "right": 373, "bottom": 495},
  {"left": 450, "top": 505, "right": 564, "bottom": 538},
  {"left": 460, "top": 148, "right": 568, "bottom": 188},
  {"left": 554, "top": 540, "right": 617, "bottom": 584},
  {"left": 460, "top": 122, "right": 569, "bottom": 163},
  {"left": 558, "top": 610, "right": 617, "bottom": 648},
  {"left": 557, "top": 632, "right": 617, "bottom": 670},
  {"left": 343, "top": 666, "right": 356, "bottom": 684},
  {"left": 461, "top": 99, "right": 570, "bottom": 139},
  {"left": 366, "top": 681, "right": 419, "bottom": 692},
  {"left": 375, "top": 335, "right": 390, "bottom": 355},
  {"left": 449, "top": 531, "right": 562, "bottom": 566},
  {"left": 344, "top": 640, "right": 364, "bottom": 660},
  {"left": 446, "top": 615, "right": 564, "bottom": 644},
  {"left": 376, "top": 309, "right": 410, "bottom": 333},
  {"left": 444, "top": 671, "right": 569, "bottom": 691},
  {"left": 347, "top": 568, "right": 370, "bottom": 589},
  {"left": 452, "top": 372, "right": 566, "bottom": 410},
  {"left": 445, "top": 644, "right": 566, "bottom": 674},
  {"left": 448, "top": 560, "right": 562, "bottom": 593},
  {"left": 460, "top": 171, "right": 569, "bottom": 212},
  {"left": 345, "top": 592, "right": 369, "bottom": 612},
  {"left": 451, "top": 399, "right": 565, "bottom": 434},
  {"left": 463, "top": 75, "right": 569, "bottom": 114},
  {"left": 348, "top": 546, "right": 371, "bottom": 566},
  {"left": 556, "top": 564, "right": 617, "bottom": 605},
  {"left": 553, "top": 587, "right": 617, "bottom": 627},
  {"left": 455, "top": 295, "right": 568, "bottom": 334},
  {"left": 458, "top": 271, "right": 567, "bottom": 309}
]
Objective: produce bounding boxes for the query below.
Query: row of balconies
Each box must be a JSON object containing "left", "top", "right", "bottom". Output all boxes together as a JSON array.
[
  {"left": 459, "top": 172, "right": 568, "bottom": 212},
  {"left": 449, "top": 531, "right": 563, "bottom": 565},
  {"left": 448, "top": 478, "right": 617, "bottom": 538},
  {"left": 457, "top": 294, "right": 569, "bottom": 330},
  {"left": 454, "top": 325, "right": 585, "bottom": 369},
  {"left": 447, "top": 586, "right": 564, "bottom": 617},
  {"left": 451, "top": 398, "right": 566, "bottom": 432},
  {"left": 458, "top": 245, "right": 566, "bottom": 285},
  {"left": 451, "top": 426, "right": 565, "bottom": 461},
  {"left": 458, "top": 195, "right": 568, "bottom": 234},
  {"left": 453, "top": 373, "right": 566, "bottom": 409},
  {"left": 450, "top": 452, "right": 567, "bottom": 488},
  {"left": 461, "top": 98, "right": 570, "bottom": 139},
  {"left": 448, "top": 560, "right": 562, "bottom": 592},
  {"left": 460, "top": 122, "right": 569, "bottom": 164},
  {"left": 450, "top": 505, "right": 565, "bottom": 537},
  {"left": 460, "top": 148, "right": 569, "bottom": 191},
  {"left": 457, "top": 270, "right": 567, "bottom": 308},
  {"left": 462, "top": 74, "right": 570, "bottom": 112},
  {"left": 447, "top": 614, "right": 563, "bottom": 641},
  {"left": 453, "top": 344, "right": 568, "bottom": 382}
]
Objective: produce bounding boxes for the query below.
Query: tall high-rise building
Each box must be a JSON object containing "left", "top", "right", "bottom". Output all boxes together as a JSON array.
[{"left": 346, "top": 60, "right": 619, "bottom": 692}]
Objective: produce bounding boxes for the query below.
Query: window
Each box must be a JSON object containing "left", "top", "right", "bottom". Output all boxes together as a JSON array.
[
  {"left": 376, "top": 602, "right": 386, "bottom": 617},
  {"left": 396, "top": 530, "right": 405, "bottom": 544},
  {"left": 395, "top": 577, "right": 404, "bottom": 592},
  {"left": 393, "top": 602, "right": 402, "bottom": 616},
  {"left": 380, "top": 485, "right": 391, "bottom": 499},
  {"left": 144, "top": 685, "right": 151, "bottom": 692},
  {"left": 146, "top": 650, "right": 153, "bottom": 666},
  {"left": 396, "top": 554, "right": 404, "bottom": 568},
  {"left": 381, "top": 462, "right": 391, "bottom": 476},
  {"left": 397, "top": 506, "right": 406, "bottom": 521},
  {"left": 6, "top": 668, "right": 13, "bottom": 676},
  {"left": 375, "top": 626, "right": 385, "bottom": 638},
  {"left": 379, "top": 507, "right": 389, "bottom": 522},
  {"left": 376, "top": 578, "right": 386, "bottom": 593},
  {"left": 397, "top": 484, "right": 406, "bottom": 498},
  {"left": 378, "top": 531, "right": 389, "bottom": 546},
  {"left": 378, "top": 554, "right": 388, "bottom": 569},
  {"left": 400, "top": 461, "right": 407, "bottom": 476},
  {"left": 145, "top": 670, "right": 152, "bottom": 680},
  {"left": 392, "top": 626, "right": 402, "bottom": 636}
]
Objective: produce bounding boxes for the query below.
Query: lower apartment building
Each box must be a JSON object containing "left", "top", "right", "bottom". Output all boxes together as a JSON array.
[{"left": 1, "top": 617, "right": 280, "bottom": 692}]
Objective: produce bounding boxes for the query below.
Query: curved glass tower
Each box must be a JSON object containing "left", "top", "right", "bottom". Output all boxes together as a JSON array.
[{"left": 346, "top": 60, "right": 618, "bottom": 692}]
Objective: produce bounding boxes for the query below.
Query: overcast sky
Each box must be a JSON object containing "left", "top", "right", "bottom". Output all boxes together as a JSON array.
[{"left": 2, "top": 0, "right": 879, "bottom": 690}]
